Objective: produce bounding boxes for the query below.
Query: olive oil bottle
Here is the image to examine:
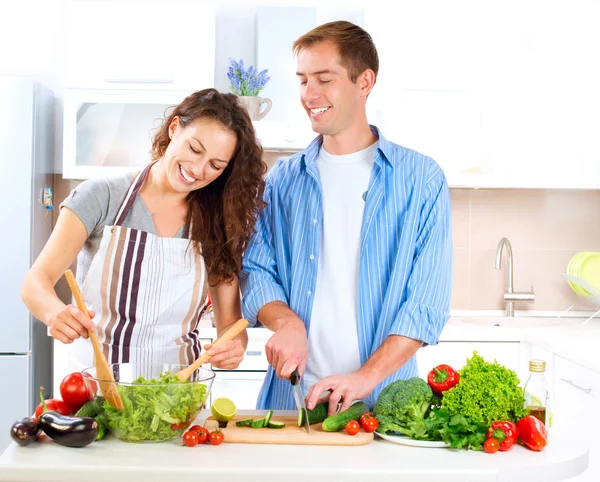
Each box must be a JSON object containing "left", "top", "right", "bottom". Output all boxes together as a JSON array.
[{"left": 523, "top": 359, "right": 550, "bottom": 427}]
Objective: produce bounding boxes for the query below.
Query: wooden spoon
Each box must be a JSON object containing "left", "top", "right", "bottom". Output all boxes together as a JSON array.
[
  {"left": 64, "top": 269, "right": 124, "bottom": 410},
  {"left": 176, "top": 318, "right": 249, "bottom": 381}
]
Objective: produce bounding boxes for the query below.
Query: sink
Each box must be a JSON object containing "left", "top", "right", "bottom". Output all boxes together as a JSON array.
[{"left": 456, "top": 317, "right": 564, "bottom": 328}]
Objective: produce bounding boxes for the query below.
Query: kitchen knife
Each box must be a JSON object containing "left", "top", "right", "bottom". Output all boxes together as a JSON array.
[{"left": 290, "top": 368, "right": 311, "bottom": 434}]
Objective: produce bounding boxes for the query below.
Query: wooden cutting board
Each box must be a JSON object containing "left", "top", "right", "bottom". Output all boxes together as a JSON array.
[{"left": 204, "top": 413, "right": 374, "bottom": 446}]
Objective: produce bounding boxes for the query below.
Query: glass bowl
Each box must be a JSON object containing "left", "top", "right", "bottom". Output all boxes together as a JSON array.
[{"left": 82, "top": 363, "right": 214, "bottom": 443}]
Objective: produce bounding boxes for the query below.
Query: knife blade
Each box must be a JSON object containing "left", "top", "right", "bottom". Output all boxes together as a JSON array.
[{"left": 290, "top": 368, "right": 311, "bottom": 434}]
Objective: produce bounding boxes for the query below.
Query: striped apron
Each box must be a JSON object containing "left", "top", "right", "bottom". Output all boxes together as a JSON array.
[{"left": 68, "top": 164, "right": 208, "bottom": 372}]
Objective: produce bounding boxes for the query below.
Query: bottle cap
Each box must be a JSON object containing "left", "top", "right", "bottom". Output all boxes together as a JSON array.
[{"left": 529, "top": 359, "right": 546, "bottom": 372}]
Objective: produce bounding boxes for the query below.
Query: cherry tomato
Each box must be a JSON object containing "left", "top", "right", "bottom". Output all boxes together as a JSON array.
[
  {"left": 171, "top": 422, "right": 184, "bottom": 431},
  {"left": 190, "top": 425, "right": 209, "bottom": 444},
  {"left": 359, "top": 413, "right": 374, "bottom": 429},
  {"left": 60, "top": 372, "right": 95, "bottom": 413},
  {"left": 208, "top": 429, "right": 224, "bottom": 446},
  {"left": 362, "top": 417, "right": 379, "bottom": 433},
  {"left": 484, "top": 438, "right": 500, "bottom": 454},
  {"left": 183, "top": 430, "right": 199, "bottom": 447},
  {"left": 34, "top": 399, "right": 71, "bottom": 419},
  {"left": 345, "top": 420, "right": 360, "bottom": 436}
]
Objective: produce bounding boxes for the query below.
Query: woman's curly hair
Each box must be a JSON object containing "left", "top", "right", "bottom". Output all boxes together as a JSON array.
[{"left": 151, "top": 88, "right": 267, "bottom": 285}]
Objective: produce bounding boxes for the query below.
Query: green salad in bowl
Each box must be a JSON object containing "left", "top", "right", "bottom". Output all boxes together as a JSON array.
[{"left": 82, "top": 363, "right": 214, "bottom": 443}]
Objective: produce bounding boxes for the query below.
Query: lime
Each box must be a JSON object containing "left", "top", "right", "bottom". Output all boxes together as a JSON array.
[{"left": 211, "top": 397, "right": 236, "bottom": 422}]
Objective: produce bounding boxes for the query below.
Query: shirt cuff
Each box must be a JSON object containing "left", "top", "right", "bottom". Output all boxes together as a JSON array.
[
  {"left": 389, "top": 300, "right": 449, "bottom": 347},
  {"left": 242, "top": 281, "right": 288, "bottom": 327}
]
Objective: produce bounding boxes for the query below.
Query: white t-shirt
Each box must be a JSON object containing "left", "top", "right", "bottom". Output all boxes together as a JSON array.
[{"left": 303, "top": 142, "right": 377, "bottom": 391}]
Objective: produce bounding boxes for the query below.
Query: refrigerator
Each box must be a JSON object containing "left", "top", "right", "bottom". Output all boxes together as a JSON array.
[{"left": 0, "top": 76, "right": 54, "bottom": 452}]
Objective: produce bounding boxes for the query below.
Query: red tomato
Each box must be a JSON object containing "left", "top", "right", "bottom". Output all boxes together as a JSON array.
[
  {"left": 345, "top": 420, "right": 360, "bottom": 436},
  {"left": 359, "top": 413, "right": 374, "bottom": 429},
  {"left": 60, "top": 372, "right": 94, "bottom": 413},
  {"left": 362, "top": 417, "right": 379, "bottom": 433},
  {"left": 82, "top": 372, "right": 98, "bottom": 397},
  {"left": 34, "top": 399, "right": 71, "bottom": 419},
  {"left": 484, "top": 438, "right": 500, "bottom": 454},
  {"left": 208, "top": 430, "right": 224, "bottom": 446},
  {"left": 190, "top": 425, "right": 209, "bottom": 444},
  {"left": 183, "top": 430, "right": 199, "bottom": 447},
  {"left": 171, "top": 422, "right": 184, "bottom": 431}
]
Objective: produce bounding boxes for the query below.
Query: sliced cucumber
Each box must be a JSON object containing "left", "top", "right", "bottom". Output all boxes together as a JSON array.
[
  {"left": 321, "top": 401, "right": 369, "bottom": 432},
  {"left": 267, "top": 420, "right": 285, "bottom": 429},
  {"left": 264, "top": 410, "right": 273, "bottom": 426},
  {"left": 235, "top": 418, "right": 253, "bottom": 427},
  {"left": 299, "top": 401, "right": 329, "bottom": 427},
  {"left": 250, "top": 418, "right": 265, "bottom": 428}
]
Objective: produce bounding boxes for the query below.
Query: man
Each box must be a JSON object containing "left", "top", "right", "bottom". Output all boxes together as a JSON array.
[{"left": 240, "top": 21, "right": 452, "bottom": 415}]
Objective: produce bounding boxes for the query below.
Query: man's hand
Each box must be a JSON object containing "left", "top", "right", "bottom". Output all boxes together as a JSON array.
[
  {"left": 304, "top": 372, "right": 379, "bottom": 416},
  {"left": 266, "top": 318, "right": 308, "bottom": 380}
]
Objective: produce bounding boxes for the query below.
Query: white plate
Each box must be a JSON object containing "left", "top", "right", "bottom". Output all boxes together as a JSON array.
[{"left": 375, "top": 431, "right": 451, "bottom": 448}]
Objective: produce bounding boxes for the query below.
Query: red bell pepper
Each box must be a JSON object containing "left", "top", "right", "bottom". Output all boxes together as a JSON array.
[
  {"left": 487, "top": 421, "right": 518, "bottom": 451},
  {"left": 517, "top": 416, "right": 548, "bottom": 451},
  {"left": 427, "top": 364, "right": 460, "bottom": 395}
]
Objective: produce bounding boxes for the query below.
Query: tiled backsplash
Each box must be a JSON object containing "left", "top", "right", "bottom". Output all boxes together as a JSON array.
[{"left": 53, "top": 163, "right": 600, "bottom": 312}]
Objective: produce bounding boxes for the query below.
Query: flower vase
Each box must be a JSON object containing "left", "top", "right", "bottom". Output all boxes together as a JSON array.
[{"left": 237, "top": 96, "right": 272, "bottom": 121}]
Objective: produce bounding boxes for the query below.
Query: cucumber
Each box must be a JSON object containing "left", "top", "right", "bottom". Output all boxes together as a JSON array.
[
  {"left": 321, "top": 401, "right": 369, "bottom": 432},
  {"left": 298, "top": 401, "right": 329, "bottom": 427},
  {"left": 235, "top": 419, "right": 253, "bottom": 427},
  {"left": 75, "top": 401, "right": 98, "bottom": 418},
  {"left": 267, "top": 420, "right": 285, "bottom": 429},
  {"left": 250, "top": 418, "right": 265, "bottom": 428},
  {"left": 95, "top": 418, "right": 106, "bottom": 441},
  {"left": 264, "top": 410, "right": 273, "bottom": 426}
]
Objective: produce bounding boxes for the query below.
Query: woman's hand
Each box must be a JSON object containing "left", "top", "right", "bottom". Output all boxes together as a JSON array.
[
  {"left": 203, "top": 337, "right": 245, "bottom": 370},
  {"left": 48, "top": 305, "right": 96, "bottom": 344}
]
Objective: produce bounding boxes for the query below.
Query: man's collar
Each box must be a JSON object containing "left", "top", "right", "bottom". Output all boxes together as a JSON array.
[{"left": 300, "top": 125, "right": 394, "bottom": 169}]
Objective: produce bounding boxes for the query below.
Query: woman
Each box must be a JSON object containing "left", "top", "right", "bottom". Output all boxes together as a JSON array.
[{"left": 22, "top": 88, "right": 267, "bottom": 371}]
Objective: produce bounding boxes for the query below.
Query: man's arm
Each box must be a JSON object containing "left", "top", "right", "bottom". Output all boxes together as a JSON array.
[
  {"left": 305, "top": 168, "right": 452, "bottom": 414},
  {"left": 240, "top": 166, "right": 308, "bottom": 379}
]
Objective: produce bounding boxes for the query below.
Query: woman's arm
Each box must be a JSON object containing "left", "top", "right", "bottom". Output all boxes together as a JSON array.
[
  {"left": 204, "top": 276, "right": 248, "bottom": 369},
  {"left": 21, "top": 207, "right": 96, "bottom": 343}
]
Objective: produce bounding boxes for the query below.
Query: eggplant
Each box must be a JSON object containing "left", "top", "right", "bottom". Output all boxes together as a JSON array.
[
  {"left": 38, "top": 412, "right": 98, "bottom": 448},
  {"left": 10, "top": 418, "right": 39, "bottom": 446}
]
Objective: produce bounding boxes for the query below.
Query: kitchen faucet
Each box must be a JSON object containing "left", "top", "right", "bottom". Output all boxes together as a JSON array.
[{"left": 495, "top": 237, "right": 535, "bottom": 317}]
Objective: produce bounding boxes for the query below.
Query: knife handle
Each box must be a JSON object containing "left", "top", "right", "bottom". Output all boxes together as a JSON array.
[{"left": 290, "top": 368, "right": 301, "bottom": 386}]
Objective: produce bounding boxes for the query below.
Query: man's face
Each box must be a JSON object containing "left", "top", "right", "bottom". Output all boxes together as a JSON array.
[{"left": 296, "top": 41, "right": 364, "bottom": 137}]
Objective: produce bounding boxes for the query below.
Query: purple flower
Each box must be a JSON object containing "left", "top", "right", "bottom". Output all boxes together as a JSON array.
[{"left": 227, "top": 58, "right": 270, "bottom": 96}]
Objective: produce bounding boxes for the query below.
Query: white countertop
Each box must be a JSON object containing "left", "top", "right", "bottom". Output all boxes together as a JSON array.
[{"left": 0, "top": 411, "right": 588, "bottom": 482}]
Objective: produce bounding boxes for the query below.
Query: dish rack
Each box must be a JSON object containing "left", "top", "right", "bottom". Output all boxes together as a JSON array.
[{"left": 561, "top": 273, "right": 600, "bottom": 307}]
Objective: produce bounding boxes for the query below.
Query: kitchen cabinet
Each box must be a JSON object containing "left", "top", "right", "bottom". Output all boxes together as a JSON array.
[
  {"left": 364, "top": 2, "right": 600, "bottom": 190},
  {"left": 62, "top": 89, "right": 188, "bottom": 179},
  {"left": 64, "top": 0, "right": 215, "bottom": 92},
  {"left": 209, "top": 371, "right": 265, "bottom": 410},
  {"left": 523, "top": 341, "right": 599, "bottom": 481},
  {"left": 206, "top": 333, "right": 269, "bottom": 410}
]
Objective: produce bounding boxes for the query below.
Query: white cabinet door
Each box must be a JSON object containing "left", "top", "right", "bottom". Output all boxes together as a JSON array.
[
  {"left": 65, "top": 1, "right": 215, "bottom": 91},
  {"left": 553, "top": 356, "right": 599, "bottom": 481},
  {"left": 62, "top": 89, "right": 189, "bottom": 179},
  {"left": 209, "top": 371, "right": 266, "bottom": 411},
  {"left": 417, "top": 342, "right": 521, "bottom": 379},
  {"left": 0, "top": 356, "right": 30, "bottom": 453}
]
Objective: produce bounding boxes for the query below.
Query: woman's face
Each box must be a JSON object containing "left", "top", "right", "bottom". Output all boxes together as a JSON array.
[{"left": 163, "top": 117, "right": 237, "bottom": 193}]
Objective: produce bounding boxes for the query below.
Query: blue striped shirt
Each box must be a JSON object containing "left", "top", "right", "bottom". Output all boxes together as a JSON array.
[{"left": 240, "top": 126, "right": 452, "bottom": 410}]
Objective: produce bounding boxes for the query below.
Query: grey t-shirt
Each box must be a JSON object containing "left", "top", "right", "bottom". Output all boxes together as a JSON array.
[{"left": 61, "top": 172, "right": 185, "bottom": 284}]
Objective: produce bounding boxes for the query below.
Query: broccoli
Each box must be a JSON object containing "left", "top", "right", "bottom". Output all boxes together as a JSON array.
[{"left": 373, "top": 377, "right": 433, "bottom": 439}]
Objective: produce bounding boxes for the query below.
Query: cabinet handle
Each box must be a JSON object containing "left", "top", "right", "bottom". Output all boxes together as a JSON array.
[
  {"left": 245, "top": 351, "right": 262, "bottom": 356},
  {"left": 560, "top": 378, "right": 592, "bottom": 394},
  {"left": 104, "top": 78, "right": 174, "bottom": 84}
]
